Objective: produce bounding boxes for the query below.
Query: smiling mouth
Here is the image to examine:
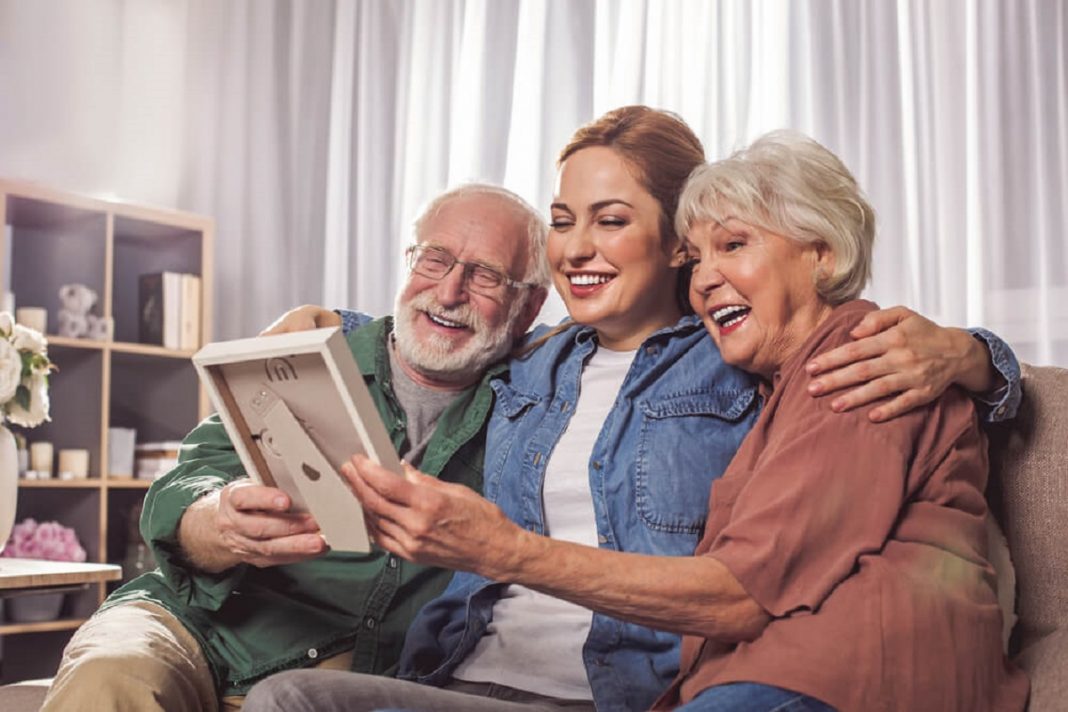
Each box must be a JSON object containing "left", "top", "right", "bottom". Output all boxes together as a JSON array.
[
  {"left": 568, "top": 273, "right": 614, "bottom": 287},
  {"left": 425, "top": 312, "right": 469, "bottom": 329},
  {"left": 712, "top": 305, "right": 750, "bottom": 329}
]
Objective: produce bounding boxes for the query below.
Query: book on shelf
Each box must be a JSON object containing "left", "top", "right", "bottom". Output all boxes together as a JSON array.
[
  {"left": 139, "top": 272, "right": 201, "bottom": 350},
  {"left": 180, "top": 274, "right": 202, "bottom": 350},
  {"left": 134, "top": 441, "right": 182, "bottom": 480}
]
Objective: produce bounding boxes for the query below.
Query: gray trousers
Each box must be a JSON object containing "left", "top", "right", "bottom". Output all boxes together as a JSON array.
[{"left": 243, "top": 671, "right": 598, "bottom": 712}]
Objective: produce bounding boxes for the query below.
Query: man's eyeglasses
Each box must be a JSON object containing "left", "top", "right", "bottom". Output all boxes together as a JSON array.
[{"left": 405, "top": 245, "right": 534, "bottom": 296}]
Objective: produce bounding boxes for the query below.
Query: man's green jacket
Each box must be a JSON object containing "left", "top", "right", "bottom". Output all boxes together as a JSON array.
[{"left": 105, "top": 316, "right": 500, "bottom": 696}]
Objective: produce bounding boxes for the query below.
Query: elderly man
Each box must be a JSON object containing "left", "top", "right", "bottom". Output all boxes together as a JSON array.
[{"left": 40, "top": 183, "right": 550, "bottom": 712}]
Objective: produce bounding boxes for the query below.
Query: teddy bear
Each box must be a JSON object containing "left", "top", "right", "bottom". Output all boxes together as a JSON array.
[{"left": 57, "top": 283, "right": 111, "bottom": 340}]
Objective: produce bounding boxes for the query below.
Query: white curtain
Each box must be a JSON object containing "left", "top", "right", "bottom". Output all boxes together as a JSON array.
[{"left": 1, "top": 0, "right": 1064, "bottom": 365}]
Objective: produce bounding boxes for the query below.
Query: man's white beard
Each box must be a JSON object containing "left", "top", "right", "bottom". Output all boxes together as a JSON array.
[{"left": 393, "top": 290, "right": 522, "bottom": 384}]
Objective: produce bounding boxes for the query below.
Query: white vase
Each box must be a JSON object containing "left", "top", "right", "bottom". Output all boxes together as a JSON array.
[{"left": 0, "top": 425, "right": 17, "bottom": 555}]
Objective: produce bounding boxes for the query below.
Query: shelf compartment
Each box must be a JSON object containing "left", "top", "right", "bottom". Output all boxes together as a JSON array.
[
  {"left": 0, "top": 628, "right": 85, "bottom": 683},
  {"left": 13, "top": 489, "right": 102, "bottom": 563},
  {"left": 4, "top": 194, "right": 107, "bottom": 325},
  {"left": 109, "top": 351, "right": 200, "bottom": 443},
  {"left": 112, "top": 215, "right": 204, "bottom": 346},
  {"left": 17, "top": 347, "right": 104, "bottom": 478}
]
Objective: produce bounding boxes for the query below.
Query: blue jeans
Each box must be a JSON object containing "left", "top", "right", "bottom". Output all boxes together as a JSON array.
[{"left": 676, "top": 682, "right": 835, "bottom": 712}]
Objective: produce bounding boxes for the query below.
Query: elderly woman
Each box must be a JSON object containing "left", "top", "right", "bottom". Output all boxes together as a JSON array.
[{"left": 651, "top": 130, "right": 1028, "bottom": 711}]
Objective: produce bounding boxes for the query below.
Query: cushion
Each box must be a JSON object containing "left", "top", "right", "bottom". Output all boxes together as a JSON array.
[{"left": 987, "top": 364, "right": 1068, "bottom": 655}]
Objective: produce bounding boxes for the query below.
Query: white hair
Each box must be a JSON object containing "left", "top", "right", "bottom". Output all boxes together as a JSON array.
[
  {"left": 676, "top": 130, "right": 875, "bottom": 304},
  {"left": 412, "top": 183, "right": 550, "bottom": 288}
]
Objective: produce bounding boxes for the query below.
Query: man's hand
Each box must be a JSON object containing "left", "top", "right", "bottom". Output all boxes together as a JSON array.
[
  {"left": 341, "top": 455, "right": 526, "bottom": 580},
  {"left": 805, "top": 306, "right": 996, "bottom": 422},
  {"left": 178, "top": 479, "right": 328, "bottom": 573},
  {"left": 260, "top": 305, "right": 341, "bottom": 336}
]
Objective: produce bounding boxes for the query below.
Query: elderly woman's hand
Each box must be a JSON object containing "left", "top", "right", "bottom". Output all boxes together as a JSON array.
[
  {"left": 341, "top": 455, "right": 527, "bottom": 578},
  {"left": 804, "top": 306, "right": 997, "bottom": 422},
  {"left": 260, "top": 304, "right": 341, "bottom": 336}
]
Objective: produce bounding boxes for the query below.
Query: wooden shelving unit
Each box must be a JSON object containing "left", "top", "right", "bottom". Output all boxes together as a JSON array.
[{"left": 0, "top": 178, "right": 214, "bottom": 682}]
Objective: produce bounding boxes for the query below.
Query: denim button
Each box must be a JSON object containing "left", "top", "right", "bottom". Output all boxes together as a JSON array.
[
  {"left": 365, "top": 617, "right": 376, "bottom": 629},
  {"left": 388, "top": 556, "right": 398, "bottom": 569},
  {"left": 307, "top": 648, "right": 318, "bottom": 659}
]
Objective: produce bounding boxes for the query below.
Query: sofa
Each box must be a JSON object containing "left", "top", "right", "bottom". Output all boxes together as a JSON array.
[{"left": 0, "top": 364, "right": 1065, "bottom": 711}]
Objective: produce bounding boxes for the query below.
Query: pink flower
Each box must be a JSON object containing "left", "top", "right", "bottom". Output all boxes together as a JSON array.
[{"left": 1, "top": 518, "right": 87, "bottom": 562}]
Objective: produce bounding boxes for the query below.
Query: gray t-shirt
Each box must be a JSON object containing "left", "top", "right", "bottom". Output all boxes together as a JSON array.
[{"left": 387, "top": 341, "right": 465, "bottom": 467}]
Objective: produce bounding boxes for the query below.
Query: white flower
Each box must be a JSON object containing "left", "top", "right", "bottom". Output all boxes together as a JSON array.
[
  {"left": 5, "top": 371, "right": 50, "bottom": 428},
  {"left": 0, "top": 312, "right": 54, "bottom": 429},
  {"left": 11, "top": 323, "right": 47, "bottom": 355},
  {"left": 0, "top": 338, "right": 20, "bottom": 405}
]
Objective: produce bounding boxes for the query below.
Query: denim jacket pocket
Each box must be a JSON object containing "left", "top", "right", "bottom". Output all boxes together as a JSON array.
[
  {"left": 635, "top": 389, "right": 756, "bottom": 535},
  {"left": 490, "top": 380, "right": 541, "bottom": 418},
  {"left": 485, "top": 381, "right": 542, "bottom": 503}
]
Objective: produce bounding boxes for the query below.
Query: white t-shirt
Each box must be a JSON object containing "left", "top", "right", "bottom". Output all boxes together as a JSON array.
[{"left": 452, "top": 346, "right": 636, "bottom": 699}]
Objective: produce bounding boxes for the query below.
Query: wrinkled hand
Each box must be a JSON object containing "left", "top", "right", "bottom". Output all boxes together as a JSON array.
[
  {"left": 260, "top": 304, "right": 341, "bottom": 336},
  {"left": 196, "top": 479, "right": 328, "bottom": 569},
  {"left": 342, "top": 455, "right": 525, "bottom": 579},
  {"left": 805, "top": 306, "right": 993, "bottom": 422}
]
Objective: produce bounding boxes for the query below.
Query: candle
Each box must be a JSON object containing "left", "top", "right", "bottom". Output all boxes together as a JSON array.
[
  {"left": 58, "top": 449, "right": 90, "bottom": 479},
  {"left": 29, "top": 441, "right": 54, "bottom": 478},
  {"left": 15, "top": 306, "right": 48, "bottom": 334}
]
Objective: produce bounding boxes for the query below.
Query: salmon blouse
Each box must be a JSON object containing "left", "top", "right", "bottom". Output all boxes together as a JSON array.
[{"left": 654, "top": 300, "right": 1028, "bottom": 712}]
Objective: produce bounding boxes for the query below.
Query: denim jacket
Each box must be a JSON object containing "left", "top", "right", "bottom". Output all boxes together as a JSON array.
[{"left": 396, "top": 316, "right": 761, "bottom": 711}]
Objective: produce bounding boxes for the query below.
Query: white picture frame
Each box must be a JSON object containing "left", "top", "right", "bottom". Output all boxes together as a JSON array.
[{"left": 193, "top": 327, "right": 401, "bottom": 552}]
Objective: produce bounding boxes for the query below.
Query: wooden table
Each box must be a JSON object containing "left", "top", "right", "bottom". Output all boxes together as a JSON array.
[{"left": 0, "top": 559, "right": 121, "bottom": 597}]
